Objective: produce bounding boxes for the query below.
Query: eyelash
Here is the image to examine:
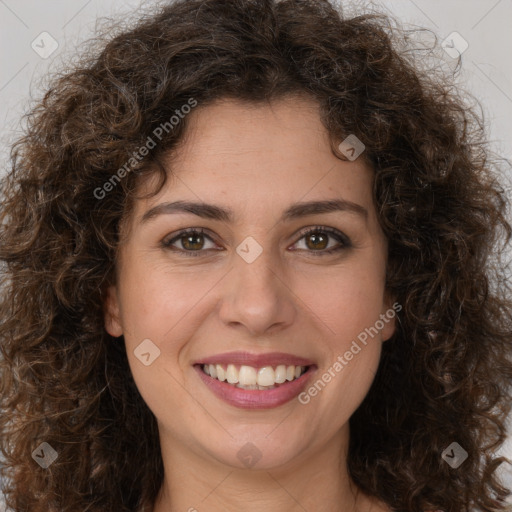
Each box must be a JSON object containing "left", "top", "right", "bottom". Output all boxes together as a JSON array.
[{"left": 161, "top": 226, "right": 351, "bottom": 258}]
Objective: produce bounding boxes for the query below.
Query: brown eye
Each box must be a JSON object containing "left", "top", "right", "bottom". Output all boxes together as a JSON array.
[
  {"left": 305, "top": 232, "right": 329, "bottom": 250},
  {"left": 292, "top": 226, "right": 351, "bottom": 256},
  {"left": 162, "top": 228, "right": 220, "bottom": 257},
  {"left": 181, "top": 232, "right": 205, "bottom": 251}
]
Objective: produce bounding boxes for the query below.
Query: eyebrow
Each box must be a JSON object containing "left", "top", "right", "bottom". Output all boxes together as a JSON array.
[{"left": 140, "top": 198, "right": 368, "bottom": 224}]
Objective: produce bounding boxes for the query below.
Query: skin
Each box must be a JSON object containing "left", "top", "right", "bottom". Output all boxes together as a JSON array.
[{"left": 104, "top": 95, "right": 396, "bottom": 512}]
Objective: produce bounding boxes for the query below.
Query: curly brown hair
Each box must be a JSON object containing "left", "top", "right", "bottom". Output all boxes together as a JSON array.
[{"left": 1, "top": 0, "right": 512, "bottom": 511}]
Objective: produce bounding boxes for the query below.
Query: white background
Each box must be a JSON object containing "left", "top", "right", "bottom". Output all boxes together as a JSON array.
[{"left": 1, "top": 0, "right": 511, "bottom": 505}]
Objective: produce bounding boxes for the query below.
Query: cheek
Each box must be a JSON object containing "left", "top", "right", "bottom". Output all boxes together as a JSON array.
[
  {"left": 117, "top": 256, "right": 220, "bottom": 348},
  {"left": 297, "top": 322, "right": 383, "bottom": 445},
  {"left": 295, "top": 255, "right": 387, "bottom": 426},
  {"left": 293, "top": 256, "right": 387, "bottom": 342},
  {"left": 115, "top": 259, "right": 208, "bottom": 422},
  {"left": 312, "top": 341, "right": 382, "bottom": 426},
  {"left": 116, "top": 258, "right": 227, "bottom": 412}
]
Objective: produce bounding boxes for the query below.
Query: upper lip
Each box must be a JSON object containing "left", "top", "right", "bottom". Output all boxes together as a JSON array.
[{"left": 193, "top": 351, "right": 316, "bottom": 368}]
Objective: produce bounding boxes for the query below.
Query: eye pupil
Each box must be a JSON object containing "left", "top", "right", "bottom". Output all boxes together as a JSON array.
[
  {"left": 182, "top": 233, "right": 204, "bottom": 250},
  {"left": 306, "top": 232, "right": 328, "bottom": 250}
]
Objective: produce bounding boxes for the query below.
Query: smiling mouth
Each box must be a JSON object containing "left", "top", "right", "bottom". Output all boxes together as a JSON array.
[{"left": 195, "top": 363, "right": 310, "bottom": 390}]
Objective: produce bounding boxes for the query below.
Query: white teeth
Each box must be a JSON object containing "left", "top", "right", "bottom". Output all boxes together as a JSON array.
[
  {"left": 216, "top": 365, "right": 226, "bottom": 382},
  {"left": 226, "top": 364, "right": 238, "bottom": 384},
  {"left": 257, "top": 367, "right": 275, "bottom": 387},
  {"left": 202, "top": 363, "right": 308, "bottom": 388},
  {"left": 275, "top": 365, "right": 287, "bottom": 383},
  {"left": 239, "top": 365, "right": 257, "bottom": 386}
]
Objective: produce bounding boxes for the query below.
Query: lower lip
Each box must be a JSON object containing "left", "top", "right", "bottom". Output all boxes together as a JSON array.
[{"left": 194, "top": 364, "right": 317, "bottom": 409}]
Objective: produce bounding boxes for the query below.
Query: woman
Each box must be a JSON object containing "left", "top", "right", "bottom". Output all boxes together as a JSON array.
[{"left": 1, "top": 0, "right": 511, "bottom": 511}]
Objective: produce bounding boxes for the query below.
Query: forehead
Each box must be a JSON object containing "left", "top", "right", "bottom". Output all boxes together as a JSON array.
[
  {"left": 131, "top": 96, "right": 375, "bottom": 224},
  {"left": 173, "top": 95, "right": 332, "bottom": 164}
]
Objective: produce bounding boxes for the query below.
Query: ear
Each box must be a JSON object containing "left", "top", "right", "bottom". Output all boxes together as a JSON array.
[
  {"left": 381, "top": 292, "right": 400, "bottom": 342},
  {"left": 103, "top": 284, "right": 123, "bottom": 337}
]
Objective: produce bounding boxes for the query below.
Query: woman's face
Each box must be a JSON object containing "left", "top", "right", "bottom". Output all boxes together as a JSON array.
[{"left": 104, "top": 96, "right": 396, "bottom": 471}]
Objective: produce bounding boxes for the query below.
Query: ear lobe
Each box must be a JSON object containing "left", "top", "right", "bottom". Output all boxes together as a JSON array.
[
  {"left": 381, "top": 314, "right": 396, "bottom": 342},
  {"left": 103, "top": 284, "right": 123, "bottom": 337},
  {"left": 381, "top": 294, "right": 400, "bottom": 342}
]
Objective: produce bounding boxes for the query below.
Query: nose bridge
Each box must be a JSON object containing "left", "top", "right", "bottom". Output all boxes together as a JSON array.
[
  {"left": 218, "top": 234, "right": 295, "bottom": 335},
  {"left": 233, "top": 233, "right": 282, "bottom": 298},
  {"left": 237, "top": 243, "right": 276, "bottom": 285}
]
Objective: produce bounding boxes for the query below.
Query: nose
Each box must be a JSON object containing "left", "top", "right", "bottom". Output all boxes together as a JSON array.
[{"left": 217, "top": 240, "right": 297, "bottom": 337}]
